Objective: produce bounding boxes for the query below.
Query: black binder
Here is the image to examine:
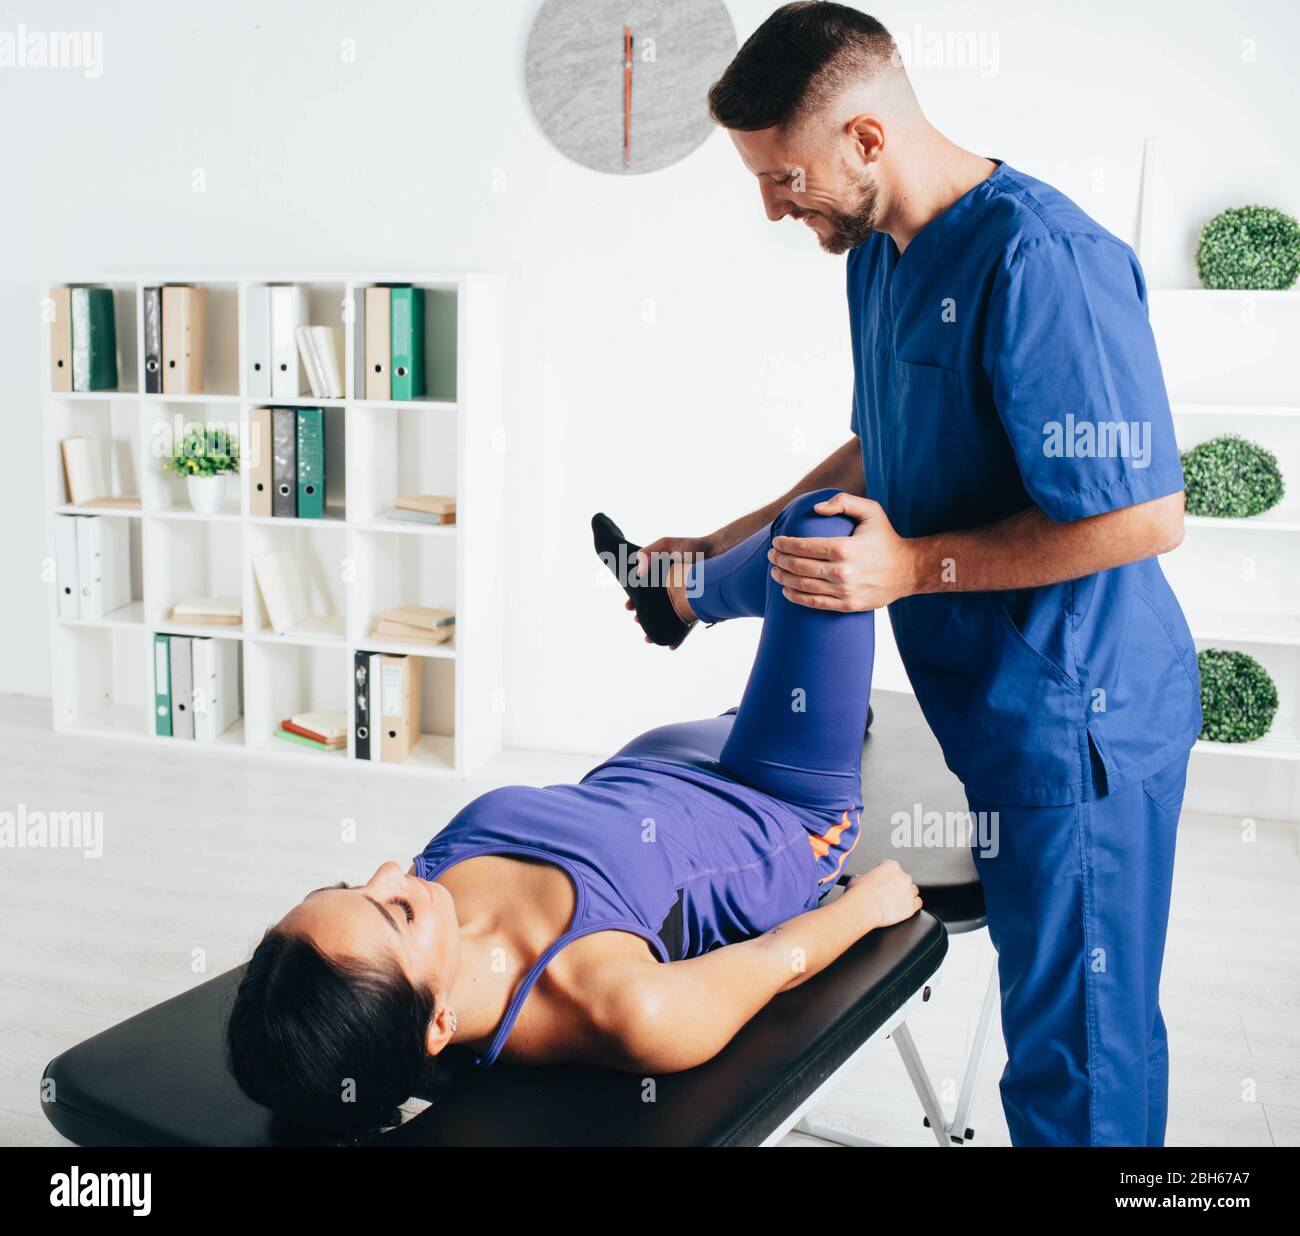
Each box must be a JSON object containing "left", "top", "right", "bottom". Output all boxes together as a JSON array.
[
  {"left": 143, "top": 287, "right": 162, "bottom": 394},
  {"left": 354, "top": 649, "right": 370, "bottom": 760},
  {"left": 271, "top": 407, "right": 296, "bottom": 517}
]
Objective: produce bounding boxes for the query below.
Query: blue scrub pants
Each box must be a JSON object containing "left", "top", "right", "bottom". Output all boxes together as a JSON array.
[
  {"left": 969, "top": 753, "right": 1187, "bottom": 1146},
  {"left": 691, "top": 487, "right": 1187, "bottom": 1147}
]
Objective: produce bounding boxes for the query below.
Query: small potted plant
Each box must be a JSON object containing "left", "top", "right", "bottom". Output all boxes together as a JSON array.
[{"left": 163, "top": 424, "right": 240, "bottom": 515}]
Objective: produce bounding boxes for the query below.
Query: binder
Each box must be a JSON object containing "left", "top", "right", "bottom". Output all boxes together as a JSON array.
[
  {"left": 50, "top": 286, "right": 72, "bottom": 391},
  {"left": 143, "top": 286, "right": 162, "bottom": 394},
  {"left": 270, "top": 285, "right": 307, "bottom": 397},
  {"left": 153, "top": 634, "right": 173, "bottom": 737},
  {"left": 168, "top": 635, "right": 194, "bottom": 739},
  {"left": 246, "top": 285, "right": 272, "bottom": 398},
  {"left": 249, "top": 407, "right": 273, "bottom": 517},
  {"left": 295, "top": 408, "right": 325, "bottom": 519},
  {"left": 379, "top": 653, "right": 422, "bottom": 763},
  {"left": 389, "top": 286, "right": 426, "bottom": 400},
  {"left": 161, "top": 285, "right": 207, "bottom": 394},
  {"left": 71, "top": 286, "right": 118, "bottom": 392},
  {"left": 364, "top": 285, "right": 390, "bottom": 400},
  {"left": 353, "top": 649, "right": 371, "bottom": 760},
  {"left": 368, "top": 652, "right": 384, "bottom": 763},
  {"left": 55, "top": 516, "right": 79, "bottom": 620},
  {"left": 75, "top": 515, "right": 130, "bottom": 621},
  {"left": 192, "top": 637, "right": 240, "bottom": 742},
  {"left": 271, "top": 407, "right": 297, "bottom": 517}
]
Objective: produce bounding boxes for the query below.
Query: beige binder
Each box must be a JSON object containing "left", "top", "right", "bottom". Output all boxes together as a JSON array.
[
  {"left": 249, "top": 407, "right": 273, "bottom": 517},
  {"left": 379, "top": 654, "right": 422, "bottom": 762},
  {"left": 364, "top": 285, "right": 390, "bottom": 400},
  {"left": 50, "top": 287, "right": 72, "bottom": 391},
  {"left": 161, "top": 285, "right": 207, "bottom": 394}
]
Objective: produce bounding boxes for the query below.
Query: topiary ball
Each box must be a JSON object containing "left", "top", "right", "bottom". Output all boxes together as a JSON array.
[
  {"left": 1197, "top": 648, "right": 1278, "bottom": 743},
  {"left": 1196, "top": 206, "right": 1300, "bottom": 290},
  {"left": 1180, "top": 434, "right": 1285, "bottom": 519}
]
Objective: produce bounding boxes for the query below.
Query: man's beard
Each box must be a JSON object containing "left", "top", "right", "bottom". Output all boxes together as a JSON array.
[{"left": 817, "top": 174, "right": 880, "bottom": 255}]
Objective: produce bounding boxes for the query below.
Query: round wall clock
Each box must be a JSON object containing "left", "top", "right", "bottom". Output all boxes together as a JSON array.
[{"left": 525, "top": 0, "right": 738, "bottom": 175}]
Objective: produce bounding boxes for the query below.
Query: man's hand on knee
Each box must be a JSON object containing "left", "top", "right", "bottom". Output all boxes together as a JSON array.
[{"left": 769, "top": 493, "right": 917, "bottom": 611}]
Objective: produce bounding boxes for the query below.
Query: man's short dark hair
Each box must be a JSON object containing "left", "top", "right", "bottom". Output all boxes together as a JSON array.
[{"left": 708, "top": 2, "right": 897, "bottom": 132}]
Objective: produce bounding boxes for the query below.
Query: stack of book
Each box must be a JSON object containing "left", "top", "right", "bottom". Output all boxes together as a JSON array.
[
  {"left": 249, "top": 407, "right": 328, "bottom": 518},
  {"left": 56, "top": 514, "right": 132, "bottom": 621},
  {"left": 363, "top": 285, "right": 427, "bottom": 400},
  {"left": 245, "top": 285, "right": 344, "bottom": 399},
  {"left": 169, "top": 596, "right": 242, "bottom": 627},
  {"left": 50, "top": 286, "right": 119, "bottom": 392},
  {"left": 153, "top": 634, "right": 240, "bottom": 741},
  {"left": 142, "top": 285, "right": 206, "bottom": 394},
  {"left": 384, "top": 494, "right": 455, "bottom": 527},
  {"left": 275, "top": 709, "right": 346, "bottom": 754},
  {"left": 371, "top": 605, "right": 454, "bottom": 645},
  {"left": 353, "top": 652, "right": 422, "bottom": 763}
]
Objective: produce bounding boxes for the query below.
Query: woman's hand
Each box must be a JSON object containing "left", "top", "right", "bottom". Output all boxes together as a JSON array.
[{"left": 846, "top": 860, "right": 922, "bottom": 929}]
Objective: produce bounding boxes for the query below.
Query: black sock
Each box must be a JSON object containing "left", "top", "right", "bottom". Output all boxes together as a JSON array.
[{"left": 591, "top": 513, "right": 693, "bottom": 648}]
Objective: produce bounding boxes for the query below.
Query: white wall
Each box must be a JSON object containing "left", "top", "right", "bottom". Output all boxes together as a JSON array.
[{"left": 1, "top": 0, "right": 1297, "bottom": 759}]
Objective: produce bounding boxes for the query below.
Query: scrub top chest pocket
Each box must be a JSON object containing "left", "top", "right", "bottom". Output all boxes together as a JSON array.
[{"left": 884, "top": 360, "right": 971, "bottom": 537}]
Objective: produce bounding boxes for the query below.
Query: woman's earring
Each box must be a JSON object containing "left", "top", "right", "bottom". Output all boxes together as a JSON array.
[{"left": 448, "top": 1010, "right": 458, "bottom": 1035}]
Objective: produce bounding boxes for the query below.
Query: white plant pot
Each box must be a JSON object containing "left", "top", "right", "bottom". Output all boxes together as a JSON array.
[{"left": 186, "top": 474, "right": 228, "bottom": 515}]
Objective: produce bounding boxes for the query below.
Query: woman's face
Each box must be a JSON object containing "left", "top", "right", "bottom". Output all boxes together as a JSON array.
[{"left": 281, "top": 861, "right": 461, "bottom": 994}]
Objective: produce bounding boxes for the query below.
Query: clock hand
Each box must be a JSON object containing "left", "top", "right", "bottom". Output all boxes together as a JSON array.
[{"left": 624, "top": 25, "right": 632, "bottom": 168}]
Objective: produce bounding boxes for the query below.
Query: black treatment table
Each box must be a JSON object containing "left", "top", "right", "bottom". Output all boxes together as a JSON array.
[{"left": 42, "top": 691, "right": 967, "bottom": 1148}]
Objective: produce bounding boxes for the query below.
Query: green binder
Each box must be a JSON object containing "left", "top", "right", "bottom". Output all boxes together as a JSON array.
[
  {"left": 153, "top": 634, "right": 173, "bottom": 737},
  {"left": 295, "top": 408, "right": 325, "bottom": 519},
  {"left": 71, "top": 286, "right": 119, "bottom": 391},
  {"left": 389, "top": 286, "right": 426, "bottom": 400}
]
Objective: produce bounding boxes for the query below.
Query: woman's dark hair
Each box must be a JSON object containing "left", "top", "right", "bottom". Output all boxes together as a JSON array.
[
  {"left": 707, "top": 2, "right": 897, "bottom": 132},
  {"left": 225, "top": 928, "right": 436, "bottom": 1139}
]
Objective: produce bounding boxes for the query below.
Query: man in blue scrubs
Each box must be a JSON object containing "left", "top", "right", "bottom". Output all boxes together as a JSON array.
[{"left": 643, "top": 4, "right": 1202, "bottom": 1145}]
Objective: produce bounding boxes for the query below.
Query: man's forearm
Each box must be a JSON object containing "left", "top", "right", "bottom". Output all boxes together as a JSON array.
[
  {"left": 906, "top": 494, "right": 1186, "bottom": 595},
  {"left": 711, "top": 437, "right": 864, "bottom": 554}
]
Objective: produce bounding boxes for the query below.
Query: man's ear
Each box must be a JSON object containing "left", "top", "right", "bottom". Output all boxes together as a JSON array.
[
  {"left": 847, "top": 114, "right": 885, "bottom": 166},
  {"left": 423, "top": 1003, "right": 455, "bottom": 1058}
]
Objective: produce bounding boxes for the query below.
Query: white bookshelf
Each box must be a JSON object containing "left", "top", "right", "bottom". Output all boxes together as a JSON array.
[
  {"left": 1148, "top": 288, "right": 1300, "bottom": 819},
  {"left": 42, "top": 273, "right": 506, "bottom": 777}
]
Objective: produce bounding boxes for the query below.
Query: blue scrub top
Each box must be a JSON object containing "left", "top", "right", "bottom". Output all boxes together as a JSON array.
[{"left": 848, "top": 161, "right": 1201, "bottom": 806}]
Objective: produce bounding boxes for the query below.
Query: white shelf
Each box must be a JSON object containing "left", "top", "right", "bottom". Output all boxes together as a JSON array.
[
  {"left": 1172, "top": 402, "right": 1300, "bottom": 420},
  {"left": 1194, "top": 718, "right": 1300, "bottom": 763},
  {"left": 1151, "top": 287, "right": 1300, "bottom": 301},
  {"left": 1184, "top": 508, "right": 1300, "bottom": 533},
  {"left": 58, "top": 600, "right": 145, "bottom": 629},
  {"left": 1187, "top": 608, "right": 1300, "bottom": 648},
  {"left": 44, "top": 273, "right": 506, "bottom": 777},
  {"left": 1155, "top": 279, "right": 1300, "bottom": 816}
]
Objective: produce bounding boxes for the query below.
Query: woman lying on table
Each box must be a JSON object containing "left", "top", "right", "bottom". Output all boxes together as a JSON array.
[{"left": 226, "top": 490, "right": 919, "bottom": 1136}]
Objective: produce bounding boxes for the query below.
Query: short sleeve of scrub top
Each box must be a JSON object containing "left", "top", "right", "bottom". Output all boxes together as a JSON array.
[{"left": 981, "top": 233, "right": 1185, "bottom": 521}]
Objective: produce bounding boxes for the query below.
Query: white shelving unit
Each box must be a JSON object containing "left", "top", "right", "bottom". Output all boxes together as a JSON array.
[
  {"left": 1149, "top": 287, "right": 1300, "bottom": 819},
  {"left": 42, "top": 273, "right": 506, "bottom": 777}
]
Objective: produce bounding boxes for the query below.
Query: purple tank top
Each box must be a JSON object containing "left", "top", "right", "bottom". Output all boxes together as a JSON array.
[{"left": 412, "top": 718, "right": 823, "bottom": 1065}]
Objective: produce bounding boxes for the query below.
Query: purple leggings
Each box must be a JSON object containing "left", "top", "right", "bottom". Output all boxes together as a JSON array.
[{"left": 684, "top": 488, "right": 876, "bottom": 814}]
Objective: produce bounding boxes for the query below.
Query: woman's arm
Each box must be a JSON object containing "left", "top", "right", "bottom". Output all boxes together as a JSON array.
[{"left": 589, "top": 861, "right": 921, "bottom": 1073}]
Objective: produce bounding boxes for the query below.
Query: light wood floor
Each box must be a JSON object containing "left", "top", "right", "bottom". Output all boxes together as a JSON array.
[{"left": 1, "top": 695, "right": 1296, "bottom": 1148}]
